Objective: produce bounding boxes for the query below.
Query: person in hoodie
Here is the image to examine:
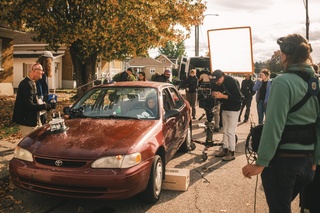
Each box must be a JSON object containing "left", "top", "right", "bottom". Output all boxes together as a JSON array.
[
  {"left": 185, "top": 69, "right": 198, "bottom": 119},
  {"left": 242, "top": 33, "right": 320, "bottom": 213}
]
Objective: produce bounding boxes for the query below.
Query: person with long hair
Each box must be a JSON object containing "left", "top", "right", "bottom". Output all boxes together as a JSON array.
[
  {"left": 36, "top": 51, "right": 53, "bottom": 124},
  {"left": 138, "top": 71, "right": 147, "bottom": 81},
  {"left": 242, "top": 34, "right": 320, "bottom": 212}
]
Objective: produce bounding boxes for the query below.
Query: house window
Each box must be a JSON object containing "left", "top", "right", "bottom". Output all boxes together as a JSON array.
[
  {"left": 162, "top": 59, "right": 166, "bottom": 63},
  {"left": 23, "top": 63, "right": 33, "bottom": 78},
  {"left": 150, "top": 67, "right": 155, "bottom": 74}
]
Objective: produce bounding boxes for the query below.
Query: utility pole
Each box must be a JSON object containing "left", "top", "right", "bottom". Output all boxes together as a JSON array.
[
  {"left": 305, "top": 0, "right": 309, "bottom": 40},
  {"left": 195, "top": 14, "right": 219, "bottom": 56}
]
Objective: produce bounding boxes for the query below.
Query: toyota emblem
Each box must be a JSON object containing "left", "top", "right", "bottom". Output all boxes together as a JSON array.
[{"left": 55, "top": 160, "right": 63, "bottom": 167}]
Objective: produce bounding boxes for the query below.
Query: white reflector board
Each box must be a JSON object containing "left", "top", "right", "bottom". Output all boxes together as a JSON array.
[{"left": 208, "top": 26, "right": 254, "bottom": 73}]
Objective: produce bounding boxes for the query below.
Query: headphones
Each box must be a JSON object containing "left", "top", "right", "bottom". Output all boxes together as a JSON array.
[{"left": 277, "top": 37, "right": 295, "bottom": 55}]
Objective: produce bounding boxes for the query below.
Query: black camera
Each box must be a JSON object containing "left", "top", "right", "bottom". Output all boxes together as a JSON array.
[{"left": 198, "top": 82, "right": 217, "bottom": 110}]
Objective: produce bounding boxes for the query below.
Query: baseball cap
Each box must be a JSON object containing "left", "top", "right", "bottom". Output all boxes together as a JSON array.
[
  {"left": 164, "top": 69, "right": 171, "bottom": 74},
  {"left": 211, "top": 69, "right": 223, "bottom": 82},
  {"left": 42, "top": 51, "right": 53, "bottom": 58}
]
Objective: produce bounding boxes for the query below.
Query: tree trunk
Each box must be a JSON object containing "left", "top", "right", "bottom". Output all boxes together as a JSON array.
[{"left": 69, "top": 44, "right": 97, "bottom": 98}]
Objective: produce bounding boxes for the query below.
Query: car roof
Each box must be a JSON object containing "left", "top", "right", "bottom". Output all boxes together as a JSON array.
[{"left": 94, "top": 81, "right": 174, "bottom": 90}]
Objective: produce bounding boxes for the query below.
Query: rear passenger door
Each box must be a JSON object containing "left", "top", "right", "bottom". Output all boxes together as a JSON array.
[{"left": 162, "top": 87, "right": 187, "bottom": 161}]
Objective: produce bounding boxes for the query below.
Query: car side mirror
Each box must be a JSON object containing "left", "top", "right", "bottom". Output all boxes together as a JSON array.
[
  {"left": 63, "top": 106, "right": 71, "bottom": 115},
  {"left": 164, "top": 109, "right": 179, "bottom": 119}
]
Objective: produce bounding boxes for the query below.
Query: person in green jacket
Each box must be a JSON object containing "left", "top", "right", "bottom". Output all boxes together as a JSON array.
[{"left": 242, "top": 33, "right": 320, "bottom": 212}]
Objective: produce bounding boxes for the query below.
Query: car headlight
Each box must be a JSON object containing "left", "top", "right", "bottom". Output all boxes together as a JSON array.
[
  {"left": 91, "top": 152, "right": 141, "bottom": 168},
  {"left": 13, "top": 146, "right": 33, "bottom": 162}
]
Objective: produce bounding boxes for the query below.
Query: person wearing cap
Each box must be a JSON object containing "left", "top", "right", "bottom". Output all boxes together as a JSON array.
[
  {"left": 242, "top": 34, "right": 319, "bottom": 212},
  {"left": 154, "top": 69, "right": 172, "bottom": 83},
  {"left": 36, "top": 51, "right": 53, "bottom": 124},
  {"left": 113, "top": 67, "right": 136, "bottom": 82},
  {"left": 12, "top": 63, "right": 56, "bottom": 137},
  {"left": 211, "top": 69, "right": 242, "bottom": 161}
]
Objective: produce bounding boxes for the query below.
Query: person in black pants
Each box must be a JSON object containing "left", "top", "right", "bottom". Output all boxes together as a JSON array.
[
  {"left": 238, "top": 74, "right": 255, "bottom": 122},
  {"left": 185, "top": 69, "right": 198, "bottom": 119}
]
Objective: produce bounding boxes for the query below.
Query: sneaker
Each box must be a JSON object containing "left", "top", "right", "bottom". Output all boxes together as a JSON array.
[
  {"left": 243, "top": 119, "right": 248, "bottom": 123},
  {"left": 215, "top": 149, "right": 229, "bottom": 157},
  {"left": 222, "top": 152, "right": 235, "bottom": 161},
  {"left": 192, "top": 117, "right": 196, "bottom": 120}
]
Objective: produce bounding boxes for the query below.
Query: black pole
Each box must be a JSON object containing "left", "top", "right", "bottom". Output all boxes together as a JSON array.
[{"left": 306, "top": 0, "right": 309, "bottom": 40}]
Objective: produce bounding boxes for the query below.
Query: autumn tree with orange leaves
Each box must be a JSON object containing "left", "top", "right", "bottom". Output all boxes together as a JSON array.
[{"left": 0, "top": 0, "right": 206, "bottom": 95}]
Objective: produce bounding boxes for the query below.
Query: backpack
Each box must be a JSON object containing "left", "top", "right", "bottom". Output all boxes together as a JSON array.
[{"left": 250, "top": 71, "right": 320, "bottom": 152}]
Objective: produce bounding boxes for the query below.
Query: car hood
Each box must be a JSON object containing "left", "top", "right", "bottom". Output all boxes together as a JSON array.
[{"left": 20, "top": 118, "right": 158, "bottom": 159}]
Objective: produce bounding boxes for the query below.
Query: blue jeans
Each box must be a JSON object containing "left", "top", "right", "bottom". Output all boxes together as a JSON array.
[
  {"left": 261, "top": 155, "right": 314, "bottom": 213},
  {"left": 257, "top": 100, "right": 266, "bottom": 124}
]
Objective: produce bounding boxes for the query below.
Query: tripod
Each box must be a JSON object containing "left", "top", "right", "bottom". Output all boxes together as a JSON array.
[{"left": 192, "top": 105, "right": 222, "bottom": 161}]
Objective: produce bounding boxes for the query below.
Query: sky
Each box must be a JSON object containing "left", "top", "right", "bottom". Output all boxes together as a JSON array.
[{"left": 150, "top": 0, "right": 320, "bottom": 63}]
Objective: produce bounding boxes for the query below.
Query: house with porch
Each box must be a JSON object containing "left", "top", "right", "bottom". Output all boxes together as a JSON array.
[{"left": 129, "top": 54, "right": 176, "bottom": 80}]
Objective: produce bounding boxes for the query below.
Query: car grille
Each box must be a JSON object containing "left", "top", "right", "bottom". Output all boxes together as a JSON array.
[
  {"left": 35, "top": 157, "right": 87, "bottom": 168},
  {"left": 18, "top": 178, "right": 107, "bottom": 197}
]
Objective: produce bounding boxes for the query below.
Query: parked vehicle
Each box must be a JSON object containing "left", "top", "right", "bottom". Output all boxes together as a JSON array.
[
  {"left": 178, "top": 56, "right": 210, "bottom": 88},
  {"left": 9, "top": 81, "right": 193, "bottom": 203}
]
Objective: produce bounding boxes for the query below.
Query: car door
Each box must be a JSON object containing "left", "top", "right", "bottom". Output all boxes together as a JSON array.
[
  {"left": 162, "top": 87, "right": 188, "bottom": 162},
  {"left": 162, "top": 88, "right": 179, "bottom": 162},
  {"left": 168, "top": 87, "right": 188, "bottom": 150}
]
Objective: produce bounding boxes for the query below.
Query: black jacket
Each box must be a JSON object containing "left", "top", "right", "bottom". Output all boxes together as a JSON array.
[
  {"left": 185, "top": 76, "right": 198, "bottom": 93},
  {"left": 212, "top": 75, "right": 242, "bottom": 111},
  {"left": 154, "top": 74, "right": 169, "bottom": 83},
  {"left": 241, "top": 78, "right": 255, "bottom": 98},
  {"left": 12, "top": 77, "right": 47, "bottom": 127}
]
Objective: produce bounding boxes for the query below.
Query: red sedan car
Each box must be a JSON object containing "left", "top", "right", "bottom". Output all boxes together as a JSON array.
[{"left": 9, "top": 81, "right": 194, "bottom": 203}]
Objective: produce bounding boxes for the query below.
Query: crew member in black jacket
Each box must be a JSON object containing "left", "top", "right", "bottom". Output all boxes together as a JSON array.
[
  {"left": 238, "top": 74, "right": 255, "bottom": 122},
  {"left": 211, "top": 69, "right": 242, "bottom": 161},
  {"left": 185, "top": 69, "right": 198, "bottom": 119}
]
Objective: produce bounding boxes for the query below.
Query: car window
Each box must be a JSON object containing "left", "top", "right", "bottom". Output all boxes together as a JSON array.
[
  {"left": 168, "top": 87, "right": 184, "bottom": 109},
  {"left": 162, "top": 91, "right": 171, "bottom": 112},
  {"left": 70, "top": 87, "right": 159, "bottom": 119}
]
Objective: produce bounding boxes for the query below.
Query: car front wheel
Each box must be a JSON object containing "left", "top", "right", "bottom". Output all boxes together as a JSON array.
[{"left": 141, "top": 155, "right": 163, "bottom": 203}]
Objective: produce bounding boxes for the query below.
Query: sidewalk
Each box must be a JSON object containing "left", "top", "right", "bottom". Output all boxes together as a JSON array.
[{"left": 0, "top": 138, "right": 19, "bottom": 182}]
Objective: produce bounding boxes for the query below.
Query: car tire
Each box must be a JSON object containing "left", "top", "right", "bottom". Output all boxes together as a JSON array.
[
  {"left": 141, "top": 155, "right": 163, "bottom": 203},
  {"left": 179, "top": 124, "right": 195, "bottom": 152}
]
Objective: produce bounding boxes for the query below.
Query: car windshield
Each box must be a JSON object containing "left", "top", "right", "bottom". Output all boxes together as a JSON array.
[{"left": 69, "top": 87, "right": 159, "bottom": 120}]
